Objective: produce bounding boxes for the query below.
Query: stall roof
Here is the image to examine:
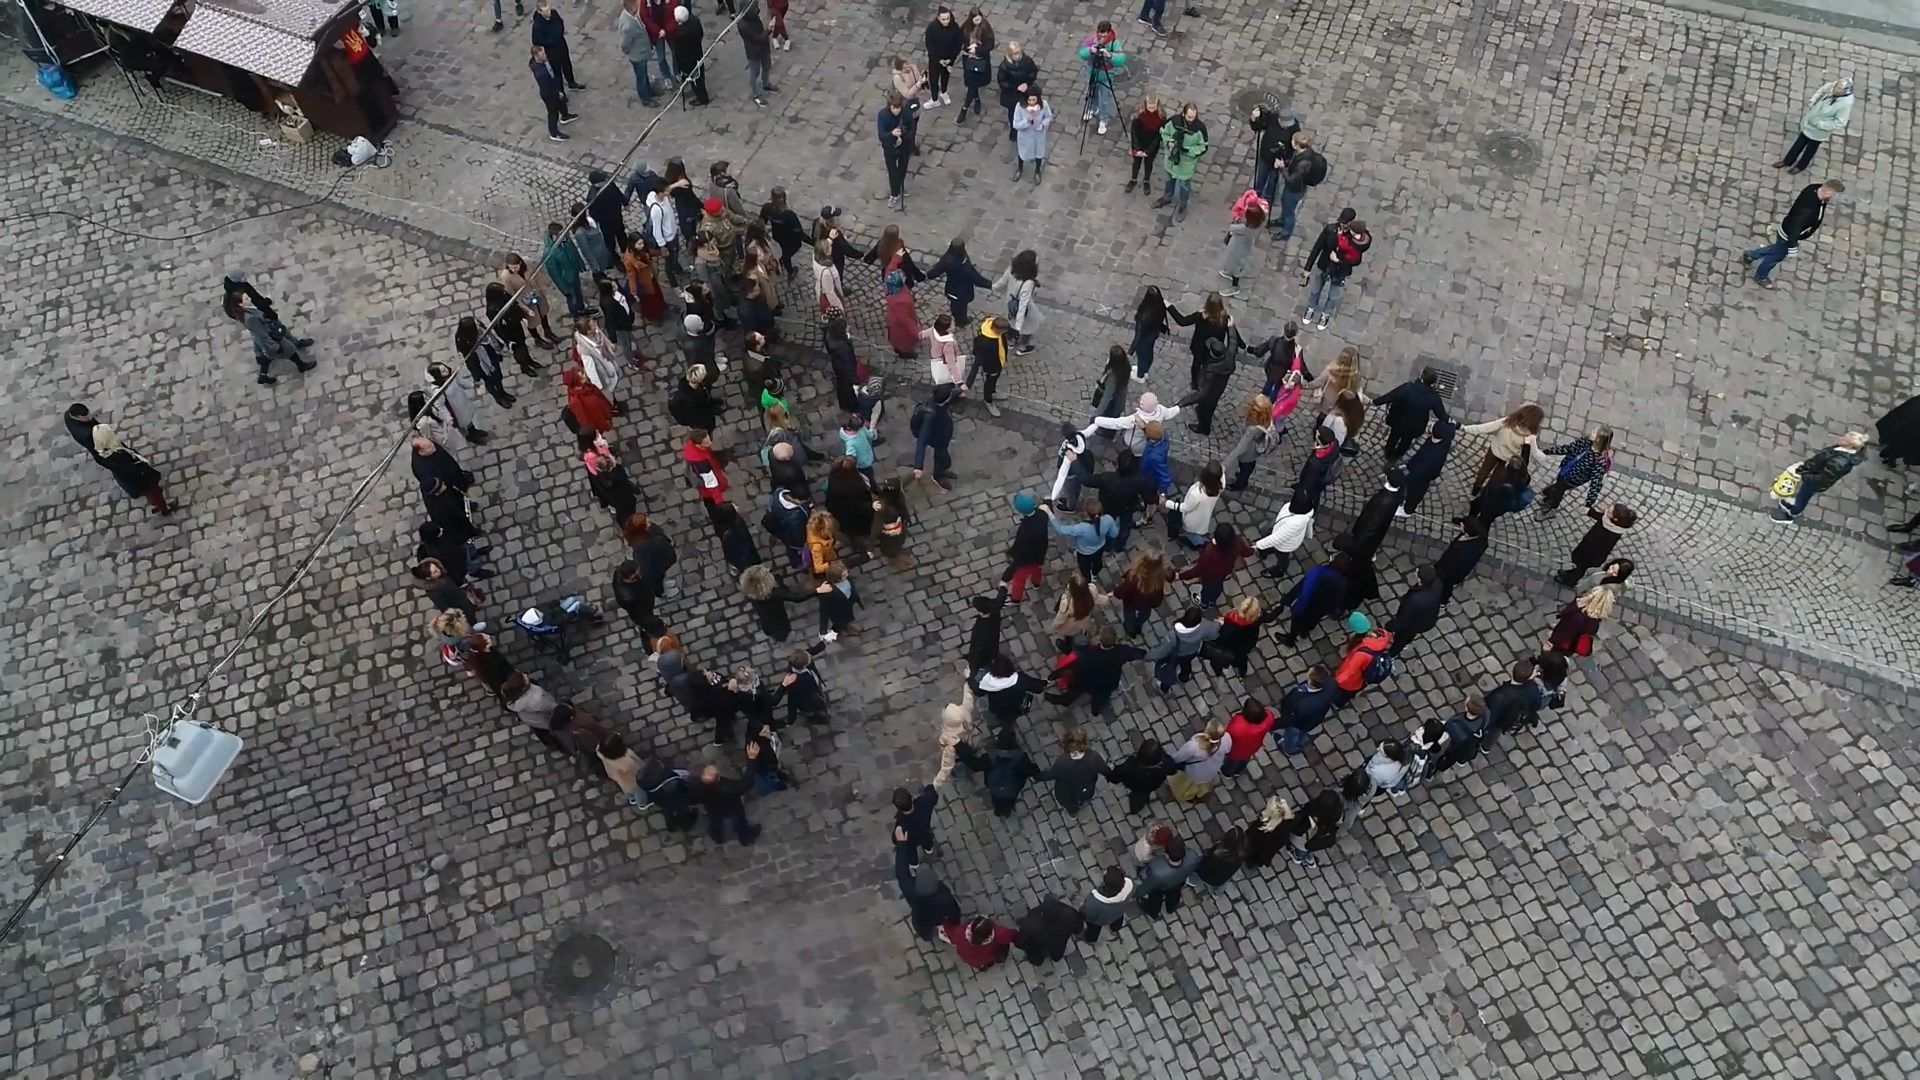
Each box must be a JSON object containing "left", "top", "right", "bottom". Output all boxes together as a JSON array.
[
  {"left": 53, "top": 0, "right": 176, "bottom": 34},
  {"left": 178, "top": 0, "right": 358, "bottom": 84}
]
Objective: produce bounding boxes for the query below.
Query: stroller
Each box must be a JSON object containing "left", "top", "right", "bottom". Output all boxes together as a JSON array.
[{"left": 515, "top": 594, "right": 606, "bottom": 664}]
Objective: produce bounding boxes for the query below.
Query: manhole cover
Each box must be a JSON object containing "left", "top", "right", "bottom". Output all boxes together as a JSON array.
[
  {"left": 1229, "top": 85, "right": 1290, "bottom": 122},
  {"left": 1477, "top": 129, "right": 1541, "bottom": 175},
  {"left": 1382, "top": 26, "right": 1416, "bottom": 44},
  {"left": 546, "top": 934, "right": 616, "bottom": 999},
  {"left": 1425, "top": 362, "right": 1463, "bottom": 400}
]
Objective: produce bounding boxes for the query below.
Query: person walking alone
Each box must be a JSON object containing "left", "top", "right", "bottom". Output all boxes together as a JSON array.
[
  {"left": 1152, "top": 103, "right": 1208, "bottom": 218},
  {"left": 1775, "top": 76, "right": 1854, "bottom": 174},
  {"left": 1741, "top": 180, "right": 1842, "bottom": 289},
  {"left": 1771, "top": 432, "right": 1868, "bottom": 524},
  {"left": 64, "top": 404, "right": 173, "bottom": 515},
  {"left": 739, "top": 3, "right": 775, "bottom": 107}
]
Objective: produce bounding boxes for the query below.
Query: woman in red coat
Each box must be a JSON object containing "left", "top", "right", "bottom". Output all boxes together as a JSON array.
[
  {"left": 939, "top": 915, "right": 1017, "bottom": 971},
  {"left": 563, "top": 367, "right": 615, "bottom": 434},
  {"left": 883, "top": 267, "right": 922, "bottom": 357}
]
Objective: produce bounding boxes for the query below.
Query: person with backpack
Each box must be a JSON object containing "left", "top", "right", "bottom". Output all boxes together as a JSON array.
[
  {"left": 1770, "top": 431, "right": 1868, "bottom": 524},
  {"left": 955, "top": 723, "right": 1040, "bottom": 817},
  {"left": 910, "top": 384, "right": 958, "bottom": 491},
  {"left": 1484, "top": 657, "right": 1545, "bottom": 737},
  {"left": 1331, "top": 612, "right": 1394, "bottom": 704},
  {"left": 1432, "top": 693, "right": 1491, "bottom": 777},
  {"left": 1299, "top": 212, "right": 1371, "bottom": 331},
  {"left": 1046, "top": 627, "right": 1146, "bottom": 717},
  {"left": 1037, "top": 726, "right": 1106, "bottom": 814},
  {"left": 1273, "top": 129, "right": 1328, "bottom": 241}
]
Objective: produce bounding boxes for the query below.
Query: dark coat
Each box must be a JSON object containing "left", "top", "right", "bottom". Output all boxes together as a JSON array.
[
  {"left": 669, "top": 16, "right": 705, "bottom": 73},
  {"left": 1056, "top": 642, "right": 1145, "bottom": 696},
  {"left": 411, "top": 446, "right": 472, "bottom": 496},
  {"left": 1015, "top": 897, "right": 1084, "bottom": 963},
  {"left": 720, "top": 516, "right": 763, "bottom": 571},
  {"left": 1386, "top": 580, "right": 1446, "bottom": 643},
  {"left": 750, "top": 587, "right": 815, "bottom": 641},
  {"left": 925, "top": 18, "right": 964, "bottom": 63},
  {"left": 1372, "top": 379, "right": 1450, "bottom": 434},
  {"left": 738, "top": 8, "right": 772, "bottom": 62},
  {"left": 668, "top": 378, "right": 722, "bottom": 430},
  {"left": 996, "top": 55, "right": 1038, "bottom": 108},
  {"left": 1780, "top": 183, "right": 1827, "bottom": 243},
  {"left": 927, "top": 249, "right": 993, "bottom": 306},
  {"left": 1007, "top": 510, "right": 1050, "bottom": 567},
  {"left": 1435, "top": 534, "right": 1487, "bottom": 587},
  {"left": 1340, "top": 486, "right": 1403, "bottom": 559},
  {"left": 1568, "top": 509, "right": 1624, "bottom": 569},
  {"left": 1105, "top": 749, "right": 1172, "bottom": 794},
  {"left": 1040, "top": 752, "right": 1105, "bottom": 811}
]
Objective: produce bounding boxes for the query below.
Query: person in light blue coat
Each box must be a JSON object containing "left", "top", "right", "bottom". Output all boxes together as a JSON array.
[
  {"left": 1044, "top": 498, "right": 1119, "bottom": 582},
  {"left": 1012, "top": 90, "right": 1054, "bottom": 183}
]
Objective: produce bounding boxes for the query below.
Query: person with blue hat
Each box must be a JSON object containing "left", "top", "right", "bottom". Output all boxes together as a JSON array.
[{"left": 1003, "top": 492, "right": 1050, "bottom": 600}]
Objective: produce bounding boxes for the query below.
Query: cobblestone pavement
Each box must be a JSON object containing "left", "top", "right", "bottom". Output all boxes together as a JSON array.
[
  {"left": 4, "top": 0, "right": 1918, "bottom": 679},
  {"left": 4, "top": 109, "right": 1920, "bottom": 1080}
]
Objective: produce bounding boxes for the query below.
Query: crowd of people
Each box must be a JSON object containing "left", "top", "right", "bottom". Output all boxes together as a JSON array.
[{"left": 53, "top": 3, "right": 1913, "bottom": 982}]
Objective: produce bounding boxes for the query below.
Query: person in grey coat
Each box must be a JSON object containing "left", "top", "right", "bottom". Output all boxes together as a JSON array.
[
  {"left": 1011, "top": 90, "right": 1053, "bottom": 182},
  {"left": 1079, "top": 866, "right": 1135, "bottom": 942},
  {"left": 1038, "top": 727, "right": 1106, "bottom": 814},
  {"left": 229, "top": 290, "right": 313, "bottom": 385},
  {"left": 1135, "top": 836, "right": 1199, "bottom": 917},
  {"left": 616, "top": 0, "right": 662, "bottom": 105},
  {"left": 1149, "top": 606, "right": 1220, "bottom": 690},
  {"left": 425, "top": 361, "right": 491, "bottom": 445},
  {"left": 1217, "top": 203, "right": 1266, "bottom": 296},
  {"left": 1776, "top": 76, "right": 1854, "bottom": 174}
]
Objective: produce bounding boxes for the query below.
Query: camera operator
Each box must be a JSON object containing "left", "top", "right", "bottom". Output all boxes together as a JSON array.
[{"left": 1076, "top": 22, "right": 1128, "bottom": 135}]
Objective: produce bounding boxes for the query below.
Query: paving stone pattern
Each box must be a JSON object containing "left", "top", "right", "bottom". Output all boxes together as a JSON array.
[
  {"left": 4, "top": 0, "right": 1918, "bottom": 680},
  {"left": 3, "top": 111, "right": 1920, "bottom": 1079}
]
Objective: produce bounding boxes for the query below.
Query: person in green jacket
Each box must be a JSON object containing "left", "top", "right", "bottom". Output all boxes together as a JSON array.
[
  {"left": 1075, "top": 23, "right": 1126, "bottom": 135},
  {"left": 1153, "top": 103, "right": 1208, "bottom": 217},
  {"left": 540, "top": 222, "right": 588, "bottom": 317}
]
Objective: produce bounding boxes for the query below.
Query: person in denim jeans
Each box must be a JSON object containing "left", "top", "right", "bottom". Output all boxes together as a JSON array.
[
  {"left": 1153, "top": 104, "right": 1208, "bottom": 216},
  {"left": 1277, "top": 665, "right": 1337, "bottom": 753},
  {"left": 1742, "top": 180, "right": 1841, "bottom": 288},
  {"left": 1274, "top": 131, "right": 1326, "bottom": 240},
  {"left": 617, "top": 0, "right": 661, "bottom": 104},
  {"left": 1298, "top": 213, "right": 1370, "bottom": 330},
  {"left": 1136, "top": 0, "right": 1167, "bottom": 34}
]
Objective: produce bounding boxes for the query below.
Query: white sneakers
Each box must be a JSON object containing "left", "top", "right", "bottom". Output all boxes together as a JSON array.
[
  {"left": 1098, "top": 120, "right": 1108, "bottom": 134},
  {"left": 940, "top": 92, "right": 952, "bottom": 105}
]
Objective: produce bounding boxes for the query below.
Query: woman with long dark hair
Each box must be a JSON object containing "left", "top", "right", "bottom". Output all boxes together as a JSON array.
[
  {"left": 1130, "top": 285, "right": 1168, "bottom": 381},
  {"left": 455, "top": 316, "right": 515, "bottom": 407},
  {"left": 484, "top": 282, "right": 543, "bottom": 376},
  {"left": 1167, "top": 291, "right": 1232, "bottom": 391},
  {"left": 992, "top": 248, "right": 1040, "bottom": 354}
]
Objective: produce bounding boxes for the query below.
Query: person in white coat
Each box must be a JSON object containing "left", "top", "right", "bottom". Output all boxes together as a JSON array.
[
  {"left": 1776, "top": 76, "right": 1854, "bottom": 174},
  {"left": 1253, "top": 486, "right": 1316, "bottom": 578},
  {"left": 572, "top": 315, "right": 625, "bottom": 412}
]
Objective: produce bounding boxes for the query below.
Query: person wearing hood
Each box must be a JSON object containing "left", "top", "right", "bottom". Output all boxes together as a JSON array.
[
  {"left": 1300, "top": 211, "right": 1371, "bottom": 331},
  {"left": 1278, "top": 550, "right": 1352, "bottom": 646},
  {"left": 971, "top": 654, "right": 1049, "bottom": 722},
  {"left": 1047, "top": 627, "right": 1146, "bottom": 717},
  {"left": 1373, "top": 367, "right": 1451, "bottom": 462},
  {"left": 1400, "top": 419, "right": 1456, "bottom": 516},
  {"left": 1772, "top": 432, "right": 1867, "bottom": 524},
  {"left": 1038, "top": 726, "right": 1106, "bottom": 814},
  {"left": 669, "top": 6, "right": 709, "bottom": 105},
  {"left": 1244, "top": 795, "right": 1293, "bottom": 868},
  {"left": 1385, "top": 565, "right": 1446, "bottom": 658},
  {"left": 737, "top": 5, "right": 775, "bottom": 106},
  {"left": 1137, "top": 420, "right": 1174, "bottom": 496},
  {"left": 1555, "top": 504, "right": 1636, "bottom": 585},
  {"left": 1254, "top": 486, "right": 1316, "bottom": 579},
  {"left": 1777, "top": 76, "right": 1854, "bottom": 173},
  {"left": 1247, "top": 104, "right": 1300, "bottom": 202},
  {"left": 1742, "top": 179, "right": 1844, "bottom": 289},
  {"left": 1015, "top": 895, "right": 1085, "bottom": 966},
  {"left": 1081, "top": 391, "right": 1183, "bottom": 455},
  {"left": 899, "top": 864, "right": 962, "bottom": 941},
  {"left": 911, "top": 384, "right": 958, "bottom": 490},
  {"left": 63, "top": 404, "right": 172, "bottom": 515},
  {"left": 1151, "top": 102, "right": 1208, "bottom": 216},
  {"left": 667, "top": 363, "right": 722, "bottom": 432},
  {"left": 1079, "top": 866, "right": 1135, "bottom": 942},
  {"left": 956, "top": 723, "right": 1039, "bottom": 817}
]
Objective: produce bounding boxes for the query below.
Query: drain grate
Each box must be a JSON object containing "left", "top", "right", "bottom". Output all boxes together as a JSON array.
[
  {"left": 1382, "top": 26, "right": 1416, "bottom": 44},
  {"left": 1427, "top": 364, "right": 1463, "bottom": 400},
  {"left": 1476, "top": 129, "right": 1542, "bottom": 175},
  {"left": 546, "top": 934, "right": 617, "bottom": 999}
]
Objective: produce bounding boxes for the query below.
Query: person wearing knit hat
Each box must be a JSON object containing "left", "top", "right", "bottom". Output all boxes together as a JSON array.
[
  {"left": 1332, "top": 611, "right": 1393, "bottom": 699},
  {"left": 1080, "top": 391, "right": 1183, "bottom": 455},
  {"left": 1003, "top": 492, "right": 1048, "bottom": 600},
  {"left": 1344, "top": 610, "right": 1372, "bottom": 634}
]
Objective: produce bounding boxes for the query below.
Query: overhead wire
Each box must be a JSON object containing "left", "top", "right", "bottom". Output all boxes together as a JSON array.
[{"left": 1, "top": 7, "right": 757, "bottom": 945}]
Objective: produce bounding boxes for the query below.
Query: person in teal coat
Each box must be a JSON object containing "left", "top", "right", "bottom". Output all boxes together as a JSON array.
[
  {"left": 1153, "top": 103, "right": 1208, "bottom": 217},
  {"left": 540, "top": 222, "right": 589, "bottom": 317},
  {"left": 1076, "top": 23, "right": 1126, "bottom": 133}
]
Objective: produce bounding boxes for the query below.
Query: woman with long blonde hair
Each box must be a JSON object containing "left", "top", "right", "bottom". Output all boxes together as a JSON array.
[
  {"left": 1307, "top": 345, "right": 1365, "bottom": 416},
  {"left": 805, "top": 510, "right": 842, "bottom": 581},
  {"left": 1126, "top": 94, "right": 1167, "bottom": 195},
  {"left": 1167, "top": 720, "right": 1232, "bottom": 802}
]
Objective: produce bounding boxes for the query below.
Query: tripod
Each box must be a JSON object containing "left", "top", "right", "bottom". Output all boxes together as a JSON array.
[{"left": 1078, "top": 58, "right": 1116, "bottom": 153}]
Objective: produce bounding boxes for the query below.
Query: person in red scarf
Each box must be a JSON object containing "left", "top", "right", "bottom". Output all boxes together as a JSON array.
[
  {"left": 681, "top": 427, "right": 728, "bottom": 506},
  {"left": 563, "top": 367, "right": 615, "bottom": 434}
]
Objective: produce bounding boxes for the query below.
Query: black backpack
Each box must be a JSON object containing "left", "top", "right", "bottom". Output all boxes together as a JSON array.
[
  {"left": 1301, "top": 150, "right": 1329, "bottom": 187},
  {"left": 910, "top": 399, "right": 932, "bottom": 438}
]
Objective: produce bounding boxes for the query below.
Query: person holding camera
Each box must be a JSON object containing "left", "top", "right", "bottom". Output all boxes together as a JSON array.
[
  {"left": 1076, "top": 22, "right": 1127, "bottom": 136},
  {"left": 1153, "top": 102, "right": 1209, "bottom": 218}
]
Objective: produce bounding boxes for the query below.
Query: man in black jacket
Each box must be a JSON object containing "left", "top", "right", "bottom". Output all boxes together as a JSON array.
[
  {"left": 1484, "top": 658, "right": 1545, "bottom": 735},
  {"left": 1742, "top": 180, "right": 1842, "bottom": 288},
  {"left": 1046, "top": 628, "right": 1146, "bottom": 717},
  {"left": 738, "top": 3, "right": 775, "bottom": 106},
  {"left": 1248, "top": 105, "right": 1299, "bottom": 202},
  {"left": 696, "top": 765, "right": 761, "bottom": 845},
  {"left": 1181, "top": 335, "right": 1239, "bottom": 436},
  {"left": 529, "top": 45, "right": 577, "bottom": 141},
  {"left": 1384, "top": 566, "right": 1446, "bottom": 658},
  {"left": 1274, "top": 129, "right": 1327, "bottom": 240},
  {"left": 893, "top": 783, "right": 940, "bottom": 864},
  {"left": 1300, "top": 211, "right": 1371, "bottom": 331},
  {"left": 1082, "top": 450, "right": 1155, "bottom": 551},
  {"left": 1374, "top": 367, "right": 1452, "bottom": 461},
  {"left": 409, "top": 434, "right": 472, "bottom": 496},
  {"left": 1435, "top": 517, "right": 1487, "bottom": 599}
]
